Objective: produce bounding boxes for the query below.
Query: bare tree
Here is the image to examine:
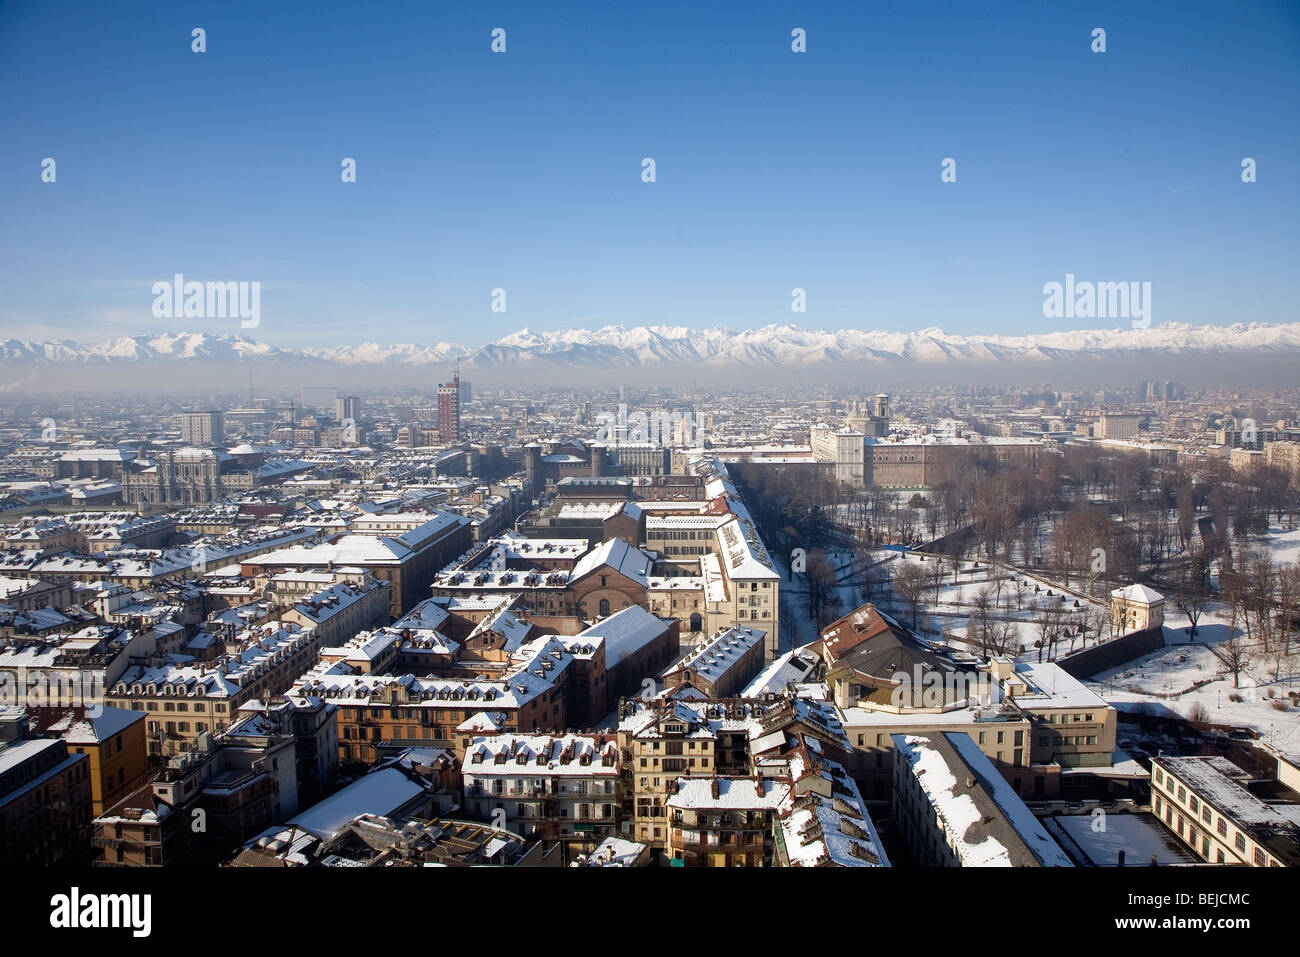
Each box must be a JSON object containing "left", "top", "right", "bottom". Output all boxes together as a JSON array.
[
  {"left": 1223, "top": 635, "right": 1252, "bottom": 689},
  {"left": 1078, "top": 603, "right": 1109, "bottom": 649},
  {"left": 1035, "top": 604, "right": 1065, "bottom": 663},
  {"left": 806, "top": 548, "right": 839, "bottom": 627},
  {"left": 863, "top": 560, "right": 891, "bottom": 604},
  {"left": 1172, "top": 550, "right": 1212, "bottom": 639},
  {"left": 1277, "top": 563, "right": 1299, "bottom": 658},
  {"left": 926, "top": 555, "right": 946, "bottom": 606},
  {"left": 1012, "top": 576, "right": 1028, "bottom": 611},
  {"left": 970, "top": 585, "right": 996, "bottom": 656},
  {"left": 894, "top": 560, "right": 928, "bottom": 630}
]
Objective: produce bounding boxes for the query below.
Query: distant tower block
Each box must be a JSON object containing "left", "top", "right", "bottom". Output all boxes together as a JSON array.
[
  {"left": 873, "top": 394, "right": 890, "bottom": 419},
  {"left": 437, "top": 371, "right": 461, "bottom": 444},
  {"left": 336, "top": 395, "right": 361, "bottom": 422}
]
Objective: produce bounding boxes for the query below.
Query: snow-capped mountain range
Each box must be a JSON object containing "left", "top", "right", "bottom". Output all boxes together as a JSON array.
[{"left": 3, "top": 322, "right": 1299, "bottom": 371}]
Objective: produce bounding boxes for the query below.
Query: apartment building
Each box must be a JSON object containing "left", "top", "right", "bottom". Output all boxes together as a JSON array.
[
  {"left": 0, "top": 624, "right": 154, "bottom": 711},
  {"left": 1265, "top": 440, "right": 1300, "bottom": 485},
  {"left": 277, "top": 577, "right": 390, "bottom": 645},
  {"left": 179, "top": 410, "right": 225, "bottom": 445},
  {"left": 245, "top": 511, "right": 472, "bottom": 619},
  {"left": 94, "top": 742, "right": 280, "bottom": 866},
  {"left": 892, "top": 732, "right": 1074, "bottom": 867},
  {"left": 772, "top": 751, "right": 888, "bottom": 867},
  {"left": 106, "top": 622, "right": 323, "bottom": 755},
  {"left": 810, "top": 424, "right": 866, "bottom": 485},
  {"left": 1096, "top": 413, "right": 1142, "bottom": 441},
  {"left": 1151, "top": 755, "right": 1300, "bottom": 867},
  {"left": 25, "top": 705, "right": 148, "bottom": 815},
  {"left": 223, "top": 694, "right": 338, "bottom": 813},
  {"left": 666, "top": 776, "right": 788, "bottom": 866},
  {"left": 1000, "top": 660, "right": 1119, "bottom": 772},
  {"left": 663, "top": 624, "right": 766, "bottom": 698},
  {"left": 293, "top": 635, "right": 576, "bottom": 766},
  {"left": 0, "top": 708, "right": 92, "bottom": 867},
  {"left": 617, "top": 700, "right": 724, "bottom": 848},
  {"left": 461, "top": 733, "right": 621, "bottom": 852},
  {"left": 615, "top": 692, "right": 853, "bottom": 852}
]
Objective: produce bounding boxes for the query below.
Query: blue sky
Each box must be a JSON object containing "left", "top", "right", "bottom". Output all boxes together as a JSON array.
[{"left": 1, "top": 0, "right": 1297, "bottom": 348}]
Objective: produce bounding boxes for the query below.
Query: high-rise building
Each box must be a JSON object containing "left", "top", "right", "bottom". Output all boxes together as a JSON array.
[
  {"left": 336, "top": 395, "right": 362, "bottom": 423},
  {"left": 437, "top": 372, "right": 461, "bottom": 444},
  {"left": 299, "top": 387, "right": 337, "bottom": 413},
  {"left": 179, "top": 410, "right": 224, "bottom": 445}
]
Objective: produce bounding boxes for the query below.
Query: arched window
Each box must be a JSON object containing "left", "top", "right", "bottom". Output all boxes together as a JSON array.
[{"left": 598, "top": 598, "right": 611, "bottom": 618}]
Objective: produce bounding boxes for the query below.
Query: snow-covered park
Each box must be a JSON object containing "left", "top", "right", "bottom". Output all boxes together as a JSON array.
[{"left": 774, "top": 522, "right": 1300, "bottom": 751}]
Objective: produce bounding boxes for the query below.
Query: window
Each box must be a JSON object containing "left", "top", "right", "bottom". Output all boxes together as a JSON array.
[{"left": 1234, "top": 833, "right": 1246, "bottom": 853}]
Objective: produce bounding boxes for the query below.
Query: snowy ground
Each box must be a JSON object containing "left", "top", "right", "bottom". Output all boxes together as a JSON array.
[
  {"left": 872, "top": 551, "right": 1103, "bottom": 657},
  {"left": 779, "top": 547, "right": 1103, "bottom": 656},
  {"left": 1083, "top": 619, "right": 1300, "bottom": 755},
  {"left": 1256, "top": 521, "right": 1300, "bottom": 566},
  {"left": 772, "top": 524, "right": 1300, "bottom": 754}
]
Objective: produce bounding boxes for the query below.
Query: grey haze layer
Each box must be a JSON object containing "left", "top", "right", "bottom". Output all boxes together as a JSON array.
[{"left": 3, "top": 322, "right": 1299, "bottom": 393}]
